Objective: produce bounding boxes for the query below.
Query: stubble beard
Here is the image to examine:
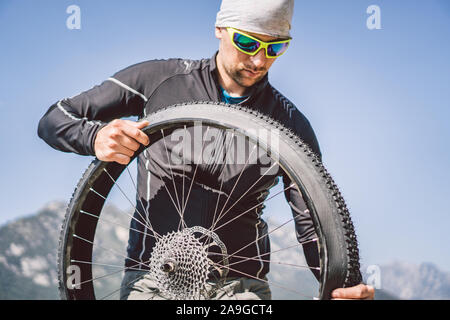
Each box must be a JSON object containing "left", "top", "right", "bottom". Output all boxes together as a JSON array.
[{"left": 226, "top": 64, "right": 267, "bottom": 89}]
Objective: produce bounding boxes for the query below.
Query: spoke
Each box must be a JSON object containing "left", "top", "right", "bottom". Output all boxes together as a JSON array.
[
  {"left": 144, "top": 149, "right": 185, "bottom": 225},
  {"left": 161, "top": 129, "right": 182, "bottom": 214},
  {"left": 101, "top": 170, "right": 161, "bottom": 239},
  {"left": 214, "top": 144, "right": 258, "bottom": 225},
  {"left": 210, "top": 241, "right": 305, "bottom": 261},
  {"left": 211, "top": 262, "right": 316, "bottom": 300},
  {"left": 205, "top": 131, "right": 235, "bottom": 255},
  {"left": 215, "top": 208, "right": 307, "bottom": 267},
  {"left": 69, "top": 258, "right": 150, "bottom": 294},
  {"left": 73, "top": 234, "right": 149, "bottom": 270},
  {"left": 210, "top": 132, "right": 235, "bottom": 228},
  {"left": 80, "top": 209, "right": 157, "bottom": 240},
  {"left": 126, "top": 167, "right": 161, "bottom": 239},
  {"left": 100, "top": 270, "right": 149, "bottom": 300},
  {"left": 210, "top": 161, "right": 278, "bottom": 232},
  {"left": 75, "top": 269, "right": 124, "bottom": 289},
  {"left": 89, "top": 187, "right": 106, "bottom": 200},
  {"left": 207, "top": 183, "right": 295, "bottom": 236},
  {"left": 207, "top": 238, "right": 319, "bottom": 277},
  {"left": 181, "top": 126, "right": 211, "bottom": 218},
  {"left": 83, "top": 191, "right": 158, "bottom": 241},
  {"left": 264, "top": 238, "right": 318, "bottom": 258},
  {"left": 181, "top": 125, "right": 186, "bottom": 229},
  {"left": 73, "top": 268, "right": 124, "bottom": 288},
  {"left": 213, "top": 240, "right": 318, "bottom": 269},
  {"left": 208, "top": 247, "right": 320, "bottom": 271},
  {"left": 70, "top": 260, "right": 144, "bottom": 272},
  {"left": 141, "top": 148, "right": 161, "bottom": 246}
]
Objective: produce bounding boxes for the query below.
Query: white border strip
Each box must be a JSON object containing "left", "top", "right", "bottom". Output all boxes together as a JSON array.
[
  {"left": 107, "top": 77, "right": 148, "bottom": 102},
  {"left": 255, "top": 211, "right": 264, "bottom": 278},
  {"left": 57, "top": 101, "right": 102, "bottom": 126}
]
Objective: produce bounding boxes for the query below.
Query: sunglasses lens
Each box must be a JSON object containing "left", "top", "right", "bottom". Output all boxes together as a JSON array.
[
  {"left": 233, "top": 32, "right": 260, "bottom": 53},
  {"left": 267, "top": 42, "right": 290, "bottom": 57}
]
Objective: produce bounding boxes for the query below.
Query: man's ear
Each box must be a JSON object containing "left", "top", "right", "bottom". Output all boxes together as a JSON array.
[{"left": 215, "top": 27, "right": 224, "bottom": 40}]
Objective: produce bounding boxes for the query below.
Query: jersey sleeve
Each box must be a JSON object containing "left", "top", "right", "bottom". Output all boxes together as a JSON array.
[
  {"left": 282, "top": 172, "right": 320, "bottom": 279},
  {"left": 37, "top": 62, "right": 153, "bottom": 156},
  {"left": 282, "top": 172, "right": 318, "bottom": 243},
  {"left": 282, "top": 106, "right": 323, "bottom": 278},
  {"left": 282, "top": 104, "right": 322, "bottom": 242}
]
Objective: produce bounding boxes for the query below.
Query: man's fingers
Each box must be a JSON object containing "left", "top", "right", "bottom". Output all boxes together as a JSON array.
[
  {"left": 95, "top": 119, "right": 151, "bottom": 165},
  {"left": 135, "top": 120, "right": 150, "bottom": 129},
  {"left": 117, "top": 134, "right": 141, "bottom": 152},
  {"left": 365, "top": 285, "right": 375, "bottom": 299},
  {"left": 331, "top": 284, "right": 374, "bottom": 300},
  {"left": 111, "top": 153, "right": 131, "bottom": 165},
  {"left": 124, "top": 120, "right": 150, "bottom": 130},
  {"left": 112, "top": 143, "right": 135, "bottom": 158},
  {"left": 96, "top": 147, "right": 131, "bottom": 165},
  {"left": 120, "top": 121, "right": 150, "bottom": 146},
  {"left": 97, "top": 142, "right": 134, "bottom": 159}
]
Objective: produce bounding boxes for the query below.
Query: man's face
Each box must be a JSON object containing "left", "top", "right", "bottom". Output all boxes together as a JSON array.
[{"left": 215, "top": 27, "right": 280, "bottom": 89}]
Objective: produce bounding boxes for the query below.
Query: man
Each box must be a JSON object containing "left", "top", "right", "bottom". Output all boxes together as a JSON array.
[{"left": 38, "top": 0, "right": 374, "bottom": 300}]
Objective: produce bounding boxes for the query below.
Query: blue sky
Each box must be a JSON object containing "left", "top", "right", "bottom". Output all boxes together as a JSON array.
[{"left": 1, "top": 0, "right": 449, "bottom": 273}]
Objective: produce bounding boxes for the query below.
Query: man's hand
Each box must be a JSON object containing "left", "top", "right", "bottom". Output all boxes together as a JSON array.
[
  {"left": 94, "top": 119, "right": 150, "bottom": 165},
  {"left": 331, "top": 283, "right": 375, "bottom": 300}
]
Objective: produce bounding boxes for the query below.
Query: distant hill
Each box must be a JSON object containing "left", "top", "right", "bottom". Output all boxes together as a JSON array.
[
  {"left": 0, "top": 201, "right": 448, "bottom": 300},
  {"left": 371, "top": 261, "right": 450, "bottom": 300},
  {"left": 0, "top": 202, "right": 64, "bottom": 299}
]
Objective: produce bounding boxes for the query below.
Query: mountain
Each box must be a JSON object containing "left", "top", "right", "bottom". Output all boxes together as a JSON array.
[
  {"left": 0, "top": 202, "right": 65, "bottom": 299},
  {"left": 0, "top": 201, "right": 449, "bottom": 300},
  {"left": 364, "top": 261, "right": 450, "bottom": 300}
]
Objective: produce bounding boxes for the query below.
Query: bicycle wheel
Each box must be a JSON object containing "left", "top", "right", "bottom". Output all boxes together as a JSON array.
[{"left": 58, "top": 101, "right": 361, "bottom": 300}]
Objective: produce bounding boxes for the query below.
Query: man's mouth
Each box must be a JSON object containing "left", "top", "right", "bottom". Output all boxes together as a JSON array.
[{"left": 242, "top": 69, "right": 261, "bottom": 78}]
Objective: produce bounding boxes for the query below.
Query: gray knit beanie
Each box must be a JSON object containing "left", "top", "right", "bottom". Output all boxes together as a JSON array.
[{"left": 215, "top": 0, "right": 294, "bottom": 38}]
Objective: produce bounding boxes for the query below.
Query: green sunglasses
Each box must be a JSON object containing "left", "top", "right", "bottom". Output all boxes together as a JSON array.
[{"left": 227, "top": 27, "right": 291, "bottom": 59}]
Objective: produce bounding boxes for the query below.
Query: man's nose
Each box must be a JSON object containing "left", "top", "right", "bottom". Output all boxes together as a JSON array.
[{"left": 250, "top": 48, "right": 268, "bottom": 69}]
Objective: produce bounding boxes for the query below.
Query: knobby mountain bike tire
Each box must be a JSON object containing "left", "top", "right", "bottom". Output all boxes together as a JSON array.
[{"left": 57, "top": 101, "right": 361, "bottom": 300}]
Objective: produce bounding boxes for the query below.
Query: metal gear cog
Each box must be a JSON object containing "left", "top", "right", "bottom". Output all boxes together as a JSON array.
[{"left": 148, "top": 227, "right": 228, "bottom": 300}]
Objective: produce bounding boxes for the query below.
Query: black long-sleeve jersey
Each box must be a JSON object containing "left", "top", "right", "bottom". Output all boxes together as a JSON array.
[{"left": 38, "top": 52, "right": 322, "bottom": 279}]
